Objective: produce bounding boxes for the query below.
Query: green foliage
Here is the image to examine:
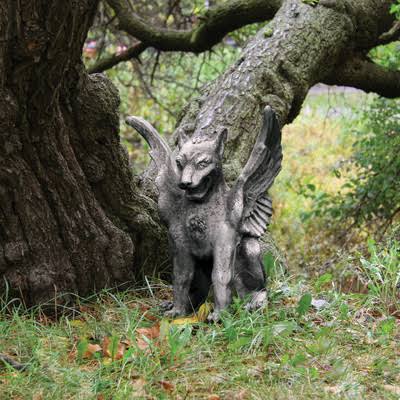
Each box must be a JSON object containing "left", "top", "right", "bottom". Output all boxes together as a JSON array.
[
  {"left": 300, "top": 96, "right": 400, "bottom": 230},
  {"left": 297, "top": 293, "right": 312, "bottom": 317},
  {"left": 390, "top": 0, "right": 400, "bottom": 19}
]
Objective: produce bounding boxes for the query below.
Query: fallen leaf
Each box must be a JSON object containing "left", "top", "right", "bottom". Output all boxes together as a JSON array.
[
  {"left": 131, "top": 377, "right": 146, "bottom": 397},
  {"left": 136, "top": 323, "right": 160, "bottom": 340},
  {"left": 70, "top": 319, "right": 85, "bottom": 328},
  {"left": 172, "top": 302, "right": 212, "bottom": 325},
  {"left": 136, "top": 337, "right": 150, "bottom": 351},
  {"left": 197, "top": 302, "right": 212, "bottom": 322},
  {"left": 83, "top": 343, "right": 102, "bottom": 359},
  {"left": 325, "top": 386, "right": 340, "bottom": 395},
  {"left": 172, "top": 315, "right": 199, "bottom": 325},
  {"left": 159, "top": 380, "right": 175, "bottom": 392},
  {"left": 383, "top": 385, "right": 400, "bottom": 395},
  {"left": 208, "top": 395, "right": 221, "bottom": 400},
  {"left": 32, "top": 392, "right": 43, "bottom": 400},
  {"left": 311, "top": 299, "right": 329, "bottom": 310},
  {"left": 233, "top": 390, "right": 248, "bottom": 400},
  {"left": 101, "top": 337, "right": 126, "bottom": 360}
]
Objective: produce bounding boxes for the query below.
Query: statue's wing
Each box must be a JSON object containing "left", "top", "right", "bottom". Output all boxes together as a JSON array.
[
  {"left": 234, "top": 106, "right": 282, "bottom": 238},
  {"left": 126, "top": 116, "right": 171, "bottom": 171}
]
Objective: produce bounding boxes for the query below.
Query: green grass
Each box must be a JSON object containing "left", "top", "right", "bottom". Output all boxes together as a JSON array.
[{"left": 1, "top": 258, "right": 399, "bottom": 400}]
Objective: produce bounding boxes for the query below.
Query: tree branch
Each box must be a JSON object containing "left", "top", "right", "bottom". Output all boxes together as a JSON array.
[
  {"left": 324, "top": 56, "right": 400, "bottom": 99},
  {"left": 88, "top": 42, "right": 147, "bottom": 74},
  {"left": 106, "top": 0, "right": 282, "bottom": 53},
  {"left": 377, "top": 20, "right": 400, "bottom": 46}
]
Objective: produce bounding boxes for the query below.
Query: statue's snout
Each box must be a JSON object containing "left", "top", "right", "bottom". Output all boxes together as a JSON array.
[
  {"left": 178, "top": 180, "right": 193, "bottom": 190},
  {"left": 179, "top": 168, "right": 194, "bottom": 190}
]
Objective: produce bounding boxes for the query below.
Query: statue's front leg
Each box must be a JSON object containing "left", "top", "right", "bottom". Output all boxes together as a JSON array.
[
  {"left": 165, "top": 248, "right": 195, "bottom": 318},
  {"left": 208, "top": 232, "right": 236, "bottom": 322}
]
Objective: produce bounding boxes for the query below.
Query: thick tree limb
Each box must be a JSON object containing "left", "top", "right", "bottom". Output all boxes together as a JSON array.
[
  {"left": 106, "top": 0, "right": 282, "bottom": 53},
  {"left": 324, "top": 56, "right": 400, "bottom": 99},
  {"left": 88, "top": 41, "right": 146, "bottom": 73},
  {"left": 173, "top": 0, "right": 395, "bottom": 184}
]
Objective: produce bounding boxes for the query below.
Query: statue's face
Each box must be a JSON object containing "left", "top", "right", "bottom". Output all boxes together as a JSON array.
[{"left": 175, "top": 139, "right": 223, "bottom": 201}]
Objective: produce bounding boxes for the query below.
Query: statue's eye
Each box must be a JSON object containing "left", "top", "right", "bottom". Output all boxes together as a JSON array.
[
  {"left": 176, "top": 159, "right": 183, "bottom": 169},
  {"left": 198, "top": 161, "right": 209, "bottom": 169}
]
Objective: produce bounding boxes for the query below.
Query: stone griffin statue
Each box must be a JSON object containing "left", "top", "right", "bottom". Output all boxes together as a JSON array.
[{"left": 126, "top": 106, "right": 282, "bottom": 321}]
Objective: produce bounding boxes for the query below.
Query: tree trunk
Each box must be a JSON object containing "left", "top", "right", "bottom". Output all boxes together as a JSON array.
[{"left": 0, "top": 0, "right": 167, "bottom": 306}]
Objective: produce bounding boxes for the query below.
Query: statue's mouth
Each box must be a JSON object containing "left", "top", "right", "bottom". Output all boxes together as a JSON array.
[{"left": 185, "top": 176, "right": 212, "bottom": 201}]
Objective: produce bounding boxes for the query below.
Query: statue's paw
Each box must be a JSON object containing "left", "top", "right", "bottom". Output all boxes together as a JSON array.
[
  {"left": 160, "top": 300, "right": 173, "bottom": 312},
  {"left": 245, "top": 290, "right": 267, "bottom": 312},
  {"left": 207, "top": 310, "right": 221, "bottom": 323},
  {"left": 164, "top": 307, "right": 186, "bottom": 318}
]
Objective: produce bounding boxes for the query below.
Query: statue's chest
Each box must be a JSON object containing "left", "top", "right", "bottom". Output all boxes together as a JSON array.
[
  {"left": 184, "top": 199, "right": 225, "bottom": 246},
  {"left": 186, "top": 213, "right": 209, "bottom": 242}
]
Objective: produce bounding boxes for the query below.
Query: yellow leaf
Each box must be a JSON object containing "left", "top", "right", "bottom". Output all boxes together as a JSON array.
[
  {"left": 172, "top": 302, "right": 212, "bottom": 325},
  {"left": 159, "top": 319, "right": 170, "bottom": 340},
  {"left": 197, "top": 302, "right": 212, "bottom": 322},
  {"left": 172, "top": 315, "right": 199, "bottom": 325},
  {"left": 70, "top": 319, "right": 85, "bottom": 327}
]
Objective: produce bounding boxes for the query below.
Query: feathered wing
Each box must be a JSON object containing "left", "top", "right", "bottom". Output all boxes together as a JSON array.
[
  {"left": 126, "top": 116, "right": 171, "bottom": 173},
  {"left": 237, "top": 106, "right": 283, "bottom": 238}
]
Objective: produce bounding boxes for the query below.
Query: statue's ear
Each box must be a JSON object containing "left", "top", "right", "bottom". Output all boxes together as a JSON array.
[
  {"left": 215, "top": 128, "right": 228, "bottom": 158},
  {"left": 177, "top": 131, "right": 189, "bottom": 149}
]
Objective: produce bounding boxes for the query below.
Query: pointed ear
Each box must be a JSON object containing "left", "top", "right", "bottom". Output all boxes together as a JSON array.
[
  {"left": 215, "top": 128, "right": 228, "bottom": 158},
  {"left": 177, "top": 131, "right": 189, "bottom": 149}
]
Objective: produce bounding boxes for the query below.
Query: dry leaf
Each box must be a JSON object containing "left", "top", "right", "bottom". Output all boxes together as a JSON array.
[
  {"left": 135, "top": 323, "right": 161, "bottom": 351},
  {"left": 383, "top": 385, "right": 400, "bottom": 395},
  {"left": 208, "top": 395, "right": 221, "bottom": 400},
  {"left": 136, "top": 323, "right": 160, "bottom": 340},
  {"left": 70, "top": 319, "right": 85, "bottom": 328},
  {"left": 172, "top": 303, "right": 212, "bottom": 325},
  {"left": 197, "top": 302, "right": 212, "bottom": 321},
  {"left": 83, "top": 343, "right": 102, "bottom": 359},
  {"left": 172, "top": 316, "right": 199, "bottom": 325},
  {"left": 136, "top": 337, "right": 150, "bottom": 351},
  {"left": 324, "top": 386, "right": 340, "bottom": 395},
  {"left": 233, "top": 389, "right": 248, "bottom": 400},
  {"left": 101, "top": 337, "right": 126, "bottom": 360},
  {"left": 131, "top": 377, "right": 146, "bottom": 397},
  {"left": 160, "top": 380, "right": 175, "bottom": 392}
]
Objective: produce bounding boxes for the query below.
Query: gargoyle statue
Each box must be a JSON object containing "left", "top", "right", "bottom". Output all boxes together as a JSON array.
[{"left": 126, "top": 106, "right": 282, "bottom": 321}]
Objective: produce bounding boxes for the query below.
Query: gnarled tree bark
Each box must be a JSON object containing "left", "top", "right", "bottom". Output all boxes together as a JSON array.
[{"left": 0, "top": 0, "right": 167, "bottom": 306}]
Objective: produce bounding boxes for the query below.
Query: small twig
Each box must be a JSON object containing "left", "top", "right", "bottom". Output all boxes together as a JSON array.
[
  {"left": 378, "top": 20, "right": 400, "bottom": 46},
  {"left": 150, "top": 51, "right": 161, "bottom": 86},
  {"left": 0, "top": 353, "right": 27, "bottom": 371}
]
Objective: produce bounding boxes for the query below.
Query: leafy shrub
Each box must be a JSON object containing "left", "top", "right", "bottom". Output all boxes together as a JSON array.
[{"left": 301, "top": 96, "right": 400, "bottom": 232}]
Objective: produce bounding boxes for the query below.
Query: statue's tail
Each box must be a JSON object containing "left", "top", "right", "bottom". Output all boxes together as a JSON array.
[{"left": 126, "top": 116, "right": 171, "bottom": 170}]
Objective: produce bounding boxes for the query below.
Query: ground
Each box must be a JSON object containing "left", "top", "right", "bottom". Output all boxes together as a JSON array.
[
  {"left": 1, "top": 89, "right": 399, "bottom": 400},
  {"left": 0, "top": 274, "right": 399, "bottom": 399}
]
